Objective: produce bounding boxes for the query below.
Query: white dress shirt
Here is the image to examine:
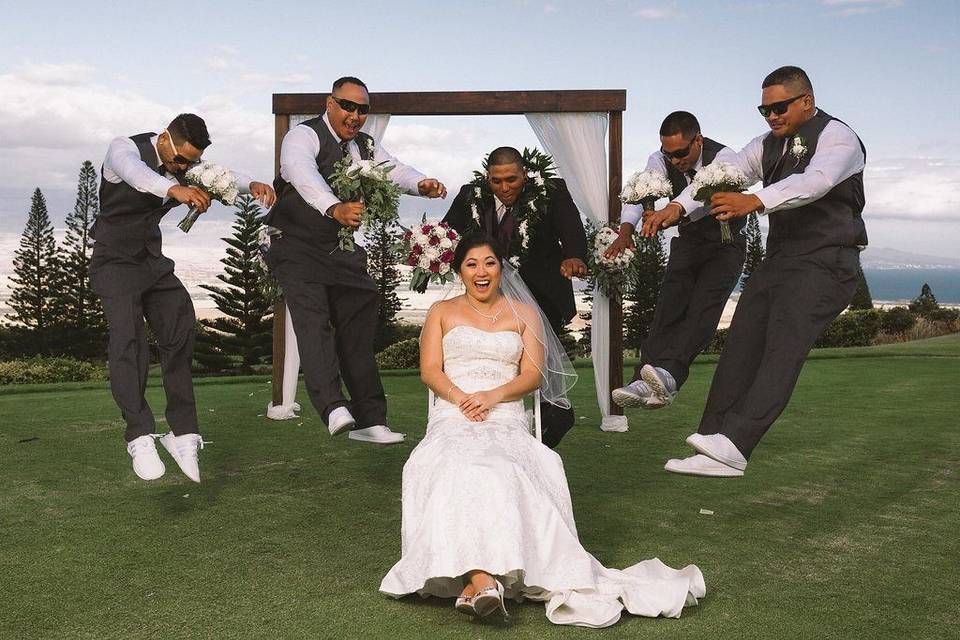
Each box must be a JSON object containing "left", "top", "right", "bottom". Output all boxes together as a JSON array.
[
  {"left": 102, "top": 134, "right": 253, "bottom": 203},
  {"left": 279, "top": 113, "right": 426, "bottom": 215},
  {"left": 671, "top": 116, "right": 865, "bottom": 223},
  {"left": 494, "top": 195, "right": 511, "bottom": 223}
]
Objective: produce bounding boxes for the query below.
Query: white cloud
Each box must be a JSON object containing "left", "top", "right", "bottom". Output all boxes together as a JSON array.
[
  {"left": 15, "top": 62, "right": 95, "bottom": 86},
  {"left": 633, "top": 6, "right": 679, "bottom": 19},
  {"left": 543, "top": 3, "right": 559, "bottom": 13},
  {"left": 863, "top": 158, "right": 960, "bottom": 222},
  {"left": 819, "top": 0, "right": 903, "bottom": 16}
]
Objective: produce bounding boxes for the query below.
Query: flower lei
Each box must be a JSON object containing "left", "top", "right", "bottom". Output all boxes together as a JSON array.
[{"left": 465, "top": 147, "right": 557, "bottom": 268}]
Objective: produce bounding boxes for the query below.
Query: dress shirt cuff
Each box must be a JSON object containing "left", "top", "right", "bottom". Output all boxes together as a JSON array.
[
  {"left": 672, "top": 190, "right": 699, "bottom": 220},
  {"left": 621, "top": 203, "right": 643, "bottom": 228},
  {"left": 311, "top": 192, "right": 342, "bottom": 216},
  {"left": 402, "top": 172, "right": 428, "bottom": 196},
  {"left": 233, "top": 172, "right": 254, "bottom": 195},
  {"left": 754, "top": 185, "right": 789, "bottom": 216},
  {"left": 150, "top": 176, "right": 179, "bottom": 200}
]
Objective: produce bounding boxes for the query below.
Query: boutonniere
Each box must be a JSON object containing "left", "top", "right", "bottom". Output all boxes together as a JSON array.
[
  {"left": 364, "top": 137, "right": 375, "bottom": 157},
  {"left": 790, "top": 135, "right": 808, "bottom": 160}
]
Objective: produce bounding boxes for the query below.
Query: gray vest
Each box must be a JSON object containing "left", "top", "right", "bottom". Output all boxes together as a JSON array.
[
  {"left": 267, "top": 117, "right": 374, "bottom": 246},
  {"left": 761, "top": 110, "right": 867, "bottom": 256},
  {"left": 94, "top": 133, "right": 185, "bottom": 257},
  {"left": 668, "top": 137, "right": 745, "bottom": 245}
]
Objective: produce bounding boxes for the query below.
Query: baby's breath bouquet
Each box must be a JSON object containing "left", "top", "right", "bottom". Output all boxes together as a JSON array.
[
  {"left": 328, "top": 156, "right": 403, "bottom": 252},
  {"left": 585, "top": 223, "right": 637, "bottom": 300},
  {"left": 177, "top": 163, "right": 240, "bottom": 232},
  {"left": 690, "top": 162, "right": 750, "bottom": 243},
  {"left": 620, "top": 170, "right": 673, "bottom": 211}
]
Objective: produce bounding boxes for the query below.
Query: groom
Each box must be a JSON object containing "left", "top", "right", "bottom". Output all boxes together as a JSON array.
[
  {"left": 442, "top": 146, "right": 588, "bottom": 448},
  {"left": 661, "top": 66, "right": 867, "bottom": 477},
  {"left": 265, "top": 76, "right": 447, "bottom": 445},
  {"left": 91, "top": 113, "right": 275, "bottom": 482}
]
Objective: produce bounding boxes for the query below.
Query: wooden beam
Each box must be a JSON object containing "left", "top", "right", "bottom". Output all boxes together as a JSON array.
[
  {"left": 271, "top": 113, "right": 290, "bottom": 408},
  {"left": 274, "top": 90, "right": 626, "bottom": 116},
  {"left": 607, "top": 110, "right": 624, "bottom": 415}
]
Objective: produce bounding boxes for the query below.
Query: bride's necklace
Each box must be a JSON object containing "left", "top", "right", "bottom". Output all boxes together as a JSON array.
[{"left": 466, "top": 297, "right": 504, "bottom": 324}]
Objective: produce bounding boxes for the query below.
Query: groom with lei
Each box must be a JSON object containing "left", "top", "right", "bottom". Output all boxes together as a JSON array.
[
  {"left": 442, "top": 146, "right": 588, "bottom": 448},
  {"left": 265, "top": 76, "right": 447, "bottom": 445}
]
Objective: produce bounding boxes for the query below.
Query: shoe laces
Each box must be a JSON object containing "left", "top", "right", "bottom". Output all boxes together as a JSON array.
[
  {"left": 128, "top": 434, "right": 161, "bottom": 456},
  {"left": 175, "top": 435, "right": 212, "bottom": 459}
]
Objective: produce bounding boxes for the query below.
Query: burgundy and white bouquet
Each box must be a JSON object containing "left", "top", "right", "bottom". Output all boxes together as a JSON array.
[
  {"left": 620, "top": 169, "right": 673, "bottom": 211},
  {"left": 690, "top": 162, "right": 750, "bottom": 243},
  {"left": 585, "top": 223, "right": 637, "bottom": 299},
  {"left": 403, "top": 219, "right": 460, "bottom": 293},
  {"left": 177, "top": 162, "right": 240, "bottom": 232}
]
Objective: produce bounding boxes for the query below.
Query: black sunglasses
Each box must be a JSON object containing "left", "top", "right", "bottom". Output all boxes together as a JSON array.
[
  {"left": 331, "top": 96, "right": 371, "bottom": 115},
  {"left": 172, "top": 154, "right": 201, "bottom": 167},
  {"left": 757, "top": 94, "right": 807, "bottom": 118},
  {"left": 661, "top": 136, "right": 699, "bottom": 160}
]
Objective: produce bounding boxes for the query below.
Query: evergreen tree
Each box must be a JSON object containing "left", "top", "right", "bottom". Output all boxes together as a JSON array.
[
  {"left": 623, "top": 232, "right": 667, "bottom": 355},
  {"left": 364, "top": 216, "right": 403, "bottom": 351},
  {"left": 61, "top": 160, "right": 106, "bottom": 331},
  {"left": 7, "top": 189, "right": 66, "bottom": 336},
  {"left": 198, "top": 195, "right": 273, "bottom": 374},
  {"left": 909, "top": 283, "right": 940, "bottom": 317},
  {"left": 848, "top": 265, "right": 874, "bottom": 310},
  {"left": 740, "top": 212, "right": 765, "bottom": 292}
]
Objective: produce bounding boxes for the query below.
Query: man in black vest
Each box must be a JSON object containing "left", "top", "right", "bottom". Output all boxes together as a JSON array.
[
  {"left": 660, "top": 66, "right": 867, "bottom": 477},
  {"left": 607, "top": 112, "right": 745, "bottom": 411},
  {"left": 442, "top": 146, "right": 588, "bottom": 448},
  {"left": 91, "top": 113, "right": 275, "bottom": 482},
  {"left": 266, "top": 76, "right": 446, "bottom": 445}
]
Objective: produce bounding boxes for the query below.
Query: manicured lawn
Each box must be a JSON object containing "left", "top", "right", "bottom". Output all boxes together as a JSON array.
[{"left": 2, "top": 335, "right": 958, "bottom": 639}]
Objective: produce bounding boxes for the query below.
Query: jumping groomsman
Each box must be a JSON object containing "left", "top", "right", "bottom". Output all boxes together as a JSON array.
[
  {"left": 91, "top": 113, "right": 276, "bottom": 482},
  {"left": 442, "top": 146, "right": 589, "bottom": 448},
  {"left": 265, "top": 76, "right": 447, "bottom": 445},
  {"left": 662, "top": 66, "right": 867, "bottom": 477},
  {"left": 607, "top": 112, "right": 744, "bottom": 410}
]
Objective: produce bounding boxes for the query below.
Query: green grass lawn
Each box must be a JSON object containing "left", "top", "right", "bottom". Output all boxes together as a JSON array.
[{"left": 2, "top": 335, "right": 958, "bottom": 639}]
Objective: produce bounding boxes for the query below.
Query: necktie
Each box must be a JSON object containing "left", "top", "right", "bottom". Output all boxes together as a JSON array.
[
  {"left": 339, "top": 140, "right": 350, "bottom": 159},
  {"left": 685, "top": 169, "right": 697, "bottom": 182},
  {"left": 496, "top": 205, "right": 516, "bottom": 250}
]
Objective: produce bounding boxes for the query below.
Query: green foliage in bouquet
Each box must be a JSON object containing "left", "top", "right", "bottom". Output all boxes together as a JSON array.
[{"left": 328, "top": 156, "right": 403, "bottom": 252}]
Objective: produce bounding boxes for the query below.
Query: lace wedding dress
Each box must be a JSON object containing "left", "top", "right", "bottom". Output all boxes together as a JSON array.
[{"left": 380, "top": 325, "right": 705, "bottom": 628}]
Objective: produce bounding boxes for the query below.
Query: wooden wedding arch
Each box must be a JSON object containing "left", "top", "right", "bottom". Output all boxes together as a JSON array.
[{"left": 270, "top": 89, "right": 627, "bottom": 415}]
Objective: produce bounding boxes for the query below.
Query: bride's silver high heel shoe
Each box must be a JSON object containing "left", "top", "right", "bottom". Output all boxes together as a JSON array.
[
  {"left": 472, "top": 579, "right": 508, "bottom": 619},
  {"left": 454, "top": 593, "right": 476, "bottom": 616}
]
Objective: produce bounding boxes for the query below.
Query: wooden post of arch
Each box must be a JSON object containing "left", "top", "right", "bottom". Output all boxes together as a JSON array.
[{"left": 270, "top": 90, "right": 627, "bottom": 414}]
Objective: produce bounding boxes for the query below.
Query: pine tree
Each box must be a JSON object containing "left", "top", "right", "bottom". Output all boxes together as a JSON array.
[
  {"left": 740, "top": 213, "right": 765, "bottom": 292},
  {"left": 848, "top": 264, "right": 874, "bottom": 310},
  {"left": 7, "top": 189, "right": 66, "bottom": 336},
  {"left": 909, "top": 283, "right": 939, "bottom": 317},
  {"left": 624, "top": 232, "right": 667, "bottom": 354},
  {"left": 61, "top": 161, "right": 106, "bottom": 331},
  {"left": 198, "top": 195, "right": 273, "bottom": 374},
  {"left": 364, "top": 216, "right": 403, "bottom": 351}
]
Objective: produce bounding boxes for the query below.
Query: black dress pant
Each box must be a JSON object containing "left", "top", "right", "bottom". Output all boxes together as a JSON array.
[
  {"left": 697, "top": 246, "right": 861, "bottom": 458},
  {"left": 90, "top": 249, "right": 198, "bottom": 442},
  {"left": 272, "top": 263, "right": 386, "bottom": 430},
  {"left": 530, "top": 291, "right": 576, "bottom": 450},
  {"left": 634, "top": 235, "right": 745, "bottom": 389}
]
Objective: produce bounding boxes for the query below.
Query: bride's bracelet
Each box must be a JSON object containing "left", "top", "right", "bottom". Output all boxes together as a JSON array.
[{"left": 446, "top": 384, "right": 458, "bottom": 402}]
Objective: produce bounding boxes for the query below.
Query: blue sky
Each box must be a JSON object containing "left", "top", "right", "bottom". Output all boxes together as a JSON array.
[{"left": 1, "top": 0, "right": 958, "bottom": 256}]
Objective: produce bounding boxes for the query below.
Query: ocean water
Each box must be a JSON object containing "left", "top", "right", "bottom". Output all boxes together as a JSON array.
[{"left": 862, "top": 269, "right": 960, "bottom": 304}]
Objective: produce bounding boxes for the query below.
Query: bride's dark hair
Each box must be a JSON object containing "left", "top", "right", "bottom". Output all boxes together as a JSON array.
[{"left": 452, "top": 233, "right": 504, "bottom": 274}]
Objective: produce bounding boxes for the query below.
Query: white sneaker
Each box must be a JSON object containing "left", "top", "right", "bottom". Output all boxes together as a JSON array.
[
  {"left": 611, "top": 380, "right": 664, "bottom": 409},
  {"left": 639, "top": 364, "right": 678, "bottom": 406},
  {"left": 159, "top": 432, "right": 207, "bottom": 483},
  {"left": 686, "top": 433, "right": 748, "bottom": 471},
  {"left": 348, "top": 425, "right": 405, "bottom": 444},
  {"left": 664, "top": 454, "right": 744, "bottom": 477},
  {"left": 327, "top": 406, "right": 356, "bottom": 436},
  {"left": 127, "top": 435, "right": 165, "bottom": 481}
]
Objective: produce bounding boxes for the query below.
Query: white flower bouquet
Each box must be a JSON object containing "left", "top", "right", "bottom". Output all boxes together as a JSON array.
[
  {"left": 586, "top": 223, "right": 637, "bottom": 299},
  {"left": 690, "top": 162, "right": 750, "bottom": 243},
  {"left": 328, "top": 156, "right": 403, "bottom": 251},
  {"left": 403, "top": 219, "right": 460, "bottom": 293},
  {"left": 177, "top": 163, "right": 241, "bottom": 232},
  {"left": 620, "top": 170, "right": 673, "bottom": 210}
]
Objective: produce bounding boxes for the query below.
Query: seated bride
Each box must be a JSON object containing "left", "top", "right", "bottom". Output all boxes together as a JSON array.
[{"left": 380, "top": 233, "right": 705, "bottom": 628}]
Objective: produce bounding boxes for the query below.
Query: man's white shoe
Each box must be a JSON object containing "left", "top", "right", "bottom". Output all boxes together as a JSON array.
[
  {"left": 686, "top": 433, "right": 748, "bottom": 471},
  {"left": 159, "top": 432, "right": 206, "bottom": 483},
  {"left": 664, "top": 454, "right": 744, "bottom": 477},
  {"left": 327, "top": 406, "right": 356, "bottom": 436},
  {"left": 127, "top": 435, "right": 165, "bottom": 480},
  {"left": 348, "top": 425, "right": 405, "bottom": 444},
  {"left": 639, "top": 364, "right": 677, "bottom": 407},
  {"left": 611, "top": 380, "right": 665, "bottom": 409}
]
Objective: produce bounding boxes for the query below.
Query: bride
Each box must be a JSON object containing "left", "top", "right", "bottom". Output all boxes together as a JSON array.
[{"left": 380, "top": 233, "right": 705, "bottom": 628}]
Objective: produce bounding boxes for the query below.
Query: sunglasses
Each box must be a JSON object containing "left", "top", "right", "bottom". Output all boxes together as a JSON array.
[
  {"left": 331, "top": 95, "right": 371, "bottom": 115},
  {"left": 661, "top": 136, "right": 699, "bottom": 160},
  {"left": 757, "top": 94, "right": 807, "bottom": 118},
  {"left": 164, "top": 130, "right": 202, "bottom": 167}
]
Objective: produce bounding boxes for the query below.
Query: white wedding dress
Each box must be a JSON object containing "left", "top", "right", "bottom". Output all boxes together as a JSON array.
[{"left": 380, "top": 326, "right": 705, "bottom": 628}]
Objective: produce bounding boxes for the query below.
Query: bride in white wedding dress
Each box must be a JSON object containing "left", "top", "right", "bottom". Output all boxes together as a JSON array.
[{"left": 380, "top": 234, "right": 705, "bottom": 628}]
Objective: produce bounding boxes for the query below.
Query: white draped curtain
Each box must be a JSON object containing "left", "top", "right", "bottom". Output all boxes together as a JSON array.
[
  {"left": 526, "top": 113, "right": 629, "bottom": 432},
  {"left": 267, "top": 114, "right": 392, "bottom": 420}
]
